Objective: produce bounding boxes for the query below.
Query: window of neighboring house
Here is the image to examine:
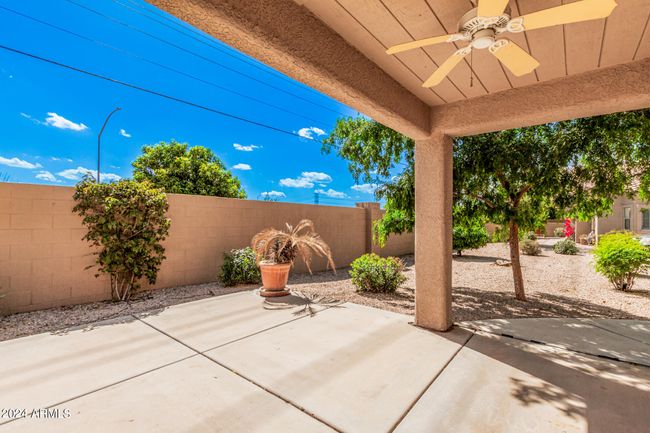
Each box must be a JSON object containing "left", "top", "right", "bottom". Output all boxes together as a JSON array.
[
  {"left": 624, "top": 207, "right": 631, "bottom": 231},
  {"left": 643, "top": 209, "right": 650, "bottom": 230}
]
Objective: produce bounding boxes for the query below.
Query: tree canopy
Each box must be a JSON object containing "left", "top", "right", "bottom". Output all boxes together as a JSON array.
[
  {"left": 132, "top": 140, "right": 246, "bottom": 198},
  {"left": 323, "top": 110, "right": 650, "bottom": 300}
]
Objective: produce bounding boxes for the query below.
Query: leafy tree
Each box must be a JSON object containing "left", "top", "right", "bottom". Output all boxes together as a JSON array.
[
  {"left": 73, "top": 177, "right": 171, "bottom": 301},
  {"left": 132, "top": 140, "right": 246, "bottom": 198},
  {"left": 324, "top": 111, "right": 650, "bottom": 301}
]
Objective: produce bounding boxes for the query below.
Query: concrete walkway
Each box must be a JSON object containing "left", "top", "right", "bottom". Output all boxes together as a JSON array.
[{"left": 1, "top": 291, "right": 649, "bottom": 433}]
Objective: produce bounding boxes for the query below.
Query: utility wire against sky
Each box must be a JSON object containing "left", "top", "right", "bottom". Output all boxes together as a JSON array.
[
  {"left": 0, "top": 44, "right": 324, "bottom": 142},
  {"left": 0, "top": 5, "right": 330, "bottom": 128},
  {"left": 63, "top": 0, "right": 347, "bottom": 117},
  {"left": 113, "top": 0, "right": 328, "bottom": 101}
]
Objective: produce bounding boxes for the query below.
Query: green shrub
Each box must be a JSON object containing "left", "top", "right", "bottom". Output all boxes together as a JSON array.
[
  {"left": 553, "top": 239, "right": 579, "bottom": 255},
  {"left": 524, "top": 231, "right": 537, "bottom": 241},
  {"left": 219, "top": 247, "right": 261, "bottom": 286},
  {"left": 73, "top": 177, "right": 171, "bottom": 301},
  {"left": 453, "top": 221, "right": 489, "bottom": 255},
  {"left": 350, "top": 254, "right": 406, "bottom": 293},
  {"left": 593, "top": 232, "right": 650, "bottom": 291},
  {"left": 553, "top": 227, "right": 565, "bottom": 237},
  {"left": 490, "top": 226, "right": 509, "bottom": 243},
  {"left": 520, "top": 239, "right": 541, "bottom": 256}
]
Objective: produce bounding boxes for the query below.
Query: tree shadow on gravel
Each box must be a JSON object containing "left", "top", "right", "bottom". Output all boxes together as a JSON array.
[
  {"left": 453, "top": 255, "right": 505, "bottom": 263},
  {"left": 452, "top": 286, "right": 646, "bottom": 322}
]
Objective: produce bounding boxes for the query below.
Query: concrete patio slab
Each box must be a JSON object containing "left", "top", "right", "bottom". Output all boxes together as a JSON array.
[
  {"left": 395, "top": 332, "right": 650, "bottom": 433},
  {"left": 585, "top": 319, "right": 650, "bottom": 345},
  {"left": 137, "top": 290, "right": 329, "bottom": 352},
  {"left": 2, "top": 355, "right": 336, "bottom": 433},
  {"left": 462, "top": 318, "right": 650, "bottom": 366},
  {"left": 0, "top": 316, "right": 194, "bottom": 417},
  {"left": 206, "top": 303, "right": 472, "bottom": 433}
]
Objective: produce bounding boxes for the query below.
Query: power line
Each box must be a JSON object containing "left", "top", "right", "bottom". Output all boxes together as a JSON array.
[
  {"left": 0, "top": 5, "right": 330, "bottom": 128},
  {"left": 114, "top": 0, "right": 329, "bottom": 101},
  {"left": 63, "top": 0, "right": 345, "bottom": 117},
  {"left": 0, "top": 44, "right": 324, "bottom": 142}
]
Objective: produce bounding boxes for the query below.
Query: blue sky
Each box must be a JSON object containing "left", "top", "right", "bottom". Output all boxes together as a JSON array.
[{"left": 0, "top": 0, "right": 381, "bottom": 206}]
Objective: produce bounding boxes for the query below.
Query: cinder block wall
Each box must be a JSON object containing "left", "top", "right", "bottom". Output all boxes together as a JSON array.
[{"left": 0, "top": 183, "right": 413, "bottom": 313}]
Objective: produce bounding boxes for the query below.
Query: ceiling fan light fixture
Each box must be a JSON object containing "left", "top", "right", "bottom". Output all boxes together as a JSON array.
[{"left": 471, "top": 29, "right": 496, "bottom": 49}]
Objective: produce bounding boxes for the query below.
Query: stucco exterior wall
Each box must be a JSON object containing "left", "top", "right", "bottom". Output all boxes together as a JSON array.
[
  {"left": 598, "top": 196, "right": 650, "bottom": 235},
  {"left": 0, "top": 183, "right": 412, "bottom": 314}
]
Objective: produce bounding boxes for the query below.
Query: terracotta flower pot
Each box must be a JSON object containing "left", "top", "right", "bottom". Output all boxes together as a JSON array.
[{"left": 259, "top": 262, "right": 291, "bottom": 297}]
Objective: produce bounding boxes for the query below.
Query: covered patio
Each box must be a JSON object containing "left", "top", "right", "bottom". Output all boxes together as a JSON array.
[
  {"left": 147, "top": 0, "right": 650, "bottom": 331},
  {"left": 1, "top": 291, "right": 649, "bottom": 432}
]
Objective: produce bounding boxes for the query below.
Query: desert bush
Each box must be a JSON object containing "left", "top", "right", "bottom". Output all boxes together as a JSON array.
[
  {"left": 593, "top": 232, "right": 650, "bottom": 291},
  {"left": 524, "top": 231, "right": 537, "bottom": 241},
  {"left": 219, "top": 247, "right": 261, "bottom": 286},
  {"left": 453, "top": 221, "right": 489, "bottom": 255},
  {"left": 553, "top": 239, "right": 579, "bottom": 255},
  {"left": 73, "top": 177, "right": 171, "bottom": 301},
  {"left": 490, "top": 226, "right": 509, "bottom": 243},
  {"left": 553, "top": 227, "right": 565, "bottom": 237},
  {"left": 350, "top": 254, "right": 406, "bottom": 293},
  {"left": 520, "top": 239, "right": 542, "bottom": 256},
  {"left": 251, "top": 219, "right": 335, "bottom": 273}
]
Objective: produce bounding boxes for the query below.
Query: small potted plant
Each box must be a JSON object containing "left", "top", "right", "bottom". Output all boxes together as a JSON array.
[{"left": 251, "top": 219, "right": 335, "bottom": 297}]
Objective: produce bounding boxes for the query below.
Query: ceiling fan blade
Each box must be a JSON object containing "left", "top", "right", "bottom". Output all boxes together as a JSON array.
[
  {"left": 477, "top": 0, "right": 510, "bottom": 17},
  {"left": 386, "top": 34, "right": 465, "bottom": 55},
  {"left": 422, "top": 48, "right": 470, "bottom": 87},
  {"left": 489, "top": 40, "right": 540, "bottom": 76},
  {"left": 516, "top": 0, "right": 617, "bottom": 31}
]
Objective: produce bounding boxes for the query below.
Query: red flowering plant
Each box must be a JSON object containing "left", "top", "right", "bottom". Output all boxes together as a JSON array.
[{"left": 563, "top": 219, "right": 575, "bottom": 239}]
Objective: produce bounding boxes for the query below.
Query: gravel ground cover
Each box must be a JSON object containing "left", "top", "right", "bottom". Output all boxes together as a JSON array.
[
  {"left": 292, "top": 238, "right": 650, "bottom": 322},
  {"left": 2, "top": 238, "right": 648, "bottom": 341}
]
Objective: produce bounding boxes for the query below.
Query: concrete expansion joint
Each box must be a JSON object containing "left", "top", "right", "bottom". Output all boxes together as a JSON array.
[
  {"left": 476, "top": 328, "right": 650, "bottom": 369},
  {"left": 135, "top": 307, "right": 345, "bottom": 433},
  {"left": 387, "top": 330, "right": 475, "bottom": 433}
]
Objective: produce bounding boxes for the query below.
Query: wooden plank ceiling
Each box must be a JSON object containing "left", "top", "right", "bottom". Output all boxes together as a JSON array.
[{"left": 295, "top": 0, "right": 650, "bottom": 106}]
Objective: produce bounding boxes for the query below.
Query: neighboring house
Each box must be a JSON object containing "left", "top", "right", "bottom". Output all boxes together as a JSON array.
[{"left": 596, "top": 196, "right": 650, "bottom": 235}]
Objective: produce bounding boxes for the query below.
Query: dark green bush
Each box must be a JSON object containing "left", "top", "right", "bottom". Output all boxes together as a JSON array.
[
  {"left": 453, "top": 221, "right": 489, "bottom": 255},
  {"left": 520, "top": 239, "right": 541, "bottom": 256},
  {"left": 219, "top": 247, "right": 261, "bottom": 286},
  {"left": 593, "top": 232, "right": 650, "bottom": 291},
  {"left": 553, "top": 239, "right": 579, "bottom": 255},
  {"left": 350, "top": 253, "right": 406, "bottom": 293}
]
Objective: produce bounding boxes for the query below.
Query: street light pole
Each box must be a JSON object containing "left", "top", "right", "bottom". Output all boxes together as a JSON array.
[{"left": 97, "top": 107, "right": 121, "bottom": 183}]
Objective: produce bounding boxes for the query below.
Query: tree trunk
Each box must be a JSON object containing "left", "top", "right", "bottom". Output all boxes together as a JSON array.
[{"left": 508, "top": 220, "right": 527, "bottom": 301}]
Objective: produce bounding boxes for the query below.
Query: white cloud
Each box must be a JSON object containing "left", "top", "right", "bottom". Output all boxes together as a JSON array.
[
  {"left": 35, "top": 171, "right": 61, "bottom": 183},
  {"left": 279, "top": 177, "right": 313, "bottom": 188},
  {"left": 315, "top": 188, "right": 347, "bottom": 199},
  {"left": 261, "top": 191, "right": 286, "bottom": 199},
  {"left": 351, "top": 183, "right": 379, "bottom": 194},
  {"left": 301, "top": 172, "right": 332, "bottom": 183},
  {"left": 232, "top": 163, "right": 251, "bottom": 171},
  {"left": 57, "top": 166, "right": 121, "bottom": 182},
  {"left": 51, "top": 157, "right": 74, "bottom": 163},
  {"left": 45, "top": 112, "right": 88, "bottom": 132},
  {"left": 297, "top": 126, "right": 326, "bottom": 139},
  {"left": 233, "top": 143, "right": 260, "bottom": 152},
  {"left": 0, "top": 156, "right": 42, "bottom": 169},
  {"left": 119, "top": 129, "right": 131, "bottom": 138},
  {"left": 279, "top": 171, "right": 332, "bottom": 188},
  {"left": 20, "top": 112, "right": 43, "bottom": 125}
]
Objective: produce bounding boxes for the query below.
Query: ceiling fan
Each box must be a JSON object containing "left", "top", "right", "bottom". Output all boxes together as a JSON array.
[{"left": 386, "top": 0, "right": 617, "bottom": 87}]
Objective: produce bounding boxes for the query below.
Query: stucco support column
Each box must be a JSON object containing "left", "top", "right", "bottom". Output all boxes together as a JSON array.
[{"left": 415, "top": 132, "right": 453, "bottom": 331}]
